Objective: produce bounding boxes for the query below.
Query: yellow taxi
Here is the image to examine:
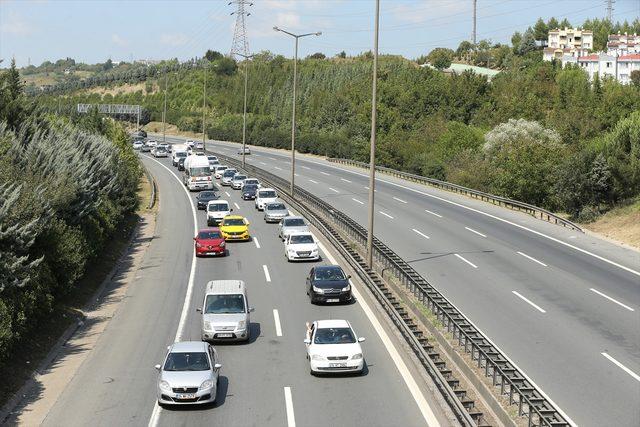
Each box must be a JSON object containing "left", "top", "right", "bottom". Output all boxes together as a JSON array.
[{"left": 219, "top": 215, "right": 251, "bottom": 241}]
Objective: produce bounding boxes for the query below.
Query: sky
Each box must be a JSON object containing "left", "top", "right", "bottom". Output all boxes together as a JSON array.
[{"left": 1, "top": 0, "right": 639, "bottom": 67}]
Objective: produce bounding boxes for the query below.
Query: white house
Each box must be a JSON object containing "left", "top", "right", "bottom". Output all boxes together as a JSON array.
[
  {"left": 607, "top": 33, "right": 640, "bottom": 56},
  {"left": 544, "top": 28, "right": 593, "bottom": 61},
  {"left": 617, "top": 54, "right": 640, "bottom": 84}
]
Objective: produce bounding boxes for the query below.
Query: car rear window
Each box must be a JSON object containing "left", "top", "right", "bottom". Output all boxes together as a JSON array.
[
  {"left": 259, "top": 191, "right": 276, "bottom": 198},
  {"left": 208, "top": 203, "right": 229, "bottom": 211},
  {"left": 284, "top": 218, "right": 305, "bottom": 227},
  {"left": 198, "top": 231, "right": 221, "bottom": 239}
]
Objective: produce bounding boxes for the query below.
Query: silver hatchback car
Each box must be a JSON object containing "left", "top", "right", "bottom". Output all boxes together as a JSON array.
[
  {"left": 155, "top": 341, "right": 221, "bottom": 406},
  {"left": 264, "top": 201, "right": 289, "bottom": 223},
  {"left": 278, "top": 216, "right": 310, "bottom": 241}
]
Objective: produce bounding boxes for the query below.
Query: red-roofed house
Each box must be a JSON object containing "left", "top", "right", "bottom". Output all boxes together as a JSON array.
[
  {"left": 607, "top": 33, "right": 640, "bottom": 56},
  {"left": 617, "top": 54, "right": 640, "bottom": 84}
]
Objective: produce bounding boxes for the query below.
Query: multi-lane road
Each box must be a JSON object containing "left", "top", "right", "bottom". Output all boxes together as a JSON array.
[
  {"left": 30, "top": 151, "right": 451, "bottom": 427},
  {"left": 164, "top": 136, "right": 639, "bottom": 427}
]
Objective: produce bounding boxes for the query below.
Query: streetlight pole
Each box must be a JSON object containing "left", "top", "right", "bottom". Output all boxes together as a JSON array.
[
  {"left": 162, "top": 68, "right": 168, "bottom": 143},
  {"left": 273, "top": 26, "right": 322, "bottom": 197},
  {"left": 366, "top": 0, "right": 380, "bottom": 268},
  {"left": 236, "top": 53, "right": 254, "bottom": 168},
  {"left": 201, "top": 62, "right": 207, "bottom": 147}
]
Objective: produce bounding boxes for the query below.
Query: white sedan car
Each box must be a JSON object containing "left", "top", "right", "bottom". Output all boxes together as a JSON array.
[
  {"left": 285, "top": 232, "right": 320, "bottom": 261},
  {"left": 304, "top": 319, "right": 365, "bottom": 375}
]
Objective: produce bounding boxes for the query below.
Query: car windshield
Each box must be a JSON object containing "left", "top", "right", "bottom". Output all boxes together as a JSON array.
[
  {"left": 207, "top": 156, "right": 217, "bottom": 161},
  {"left": 190, "top": 166, "right": 211, "bottom": 177},
  {"left": 284, "top": 218, "right": 305, "bottom": 227},
  {"left": 199, "top": 191, "right": 216, "bottom": 199},
  {"left": 245, "top": 179, "right": 258, "bottom": 184},
  {"left": 205, "top": 294, "right": 245, "bottom": 314},
  {"left": 177, "top": 152, "right": 187, "bottom": 158},
  {"left": 208, "top": 203, "right": 229, "bottom": 212},
  {"left": 314, "top": 327, "right": 356, "bottom": 344},
  {"left": 243, "top": 185, "right": 258, "bottom": 191},
  {"left": 198, "top": 231, "right": 221, "bottom": 239},
  {"left": 259, "top": 191, "right": 276, "bottom": 198},
  {"left": 223, "top": 218, "right": 245, "bottom": 226},
  {"left": 267, "top": 203, "right": 286, "bottom": 211},
  {"left": 223, "top": 170, "right": 236, "bottom": 177},
  {"left": 163, "top": 352, "right": 210, "bottom": 371},
  {"left": 291, "top": 234, "right": 314, "bottom": 244},
  {"left": 234, "top": 175, "right": 247, "bottom": 181},
  {"left": 314, "top": 267, "right": 346, "bottom": 281}
]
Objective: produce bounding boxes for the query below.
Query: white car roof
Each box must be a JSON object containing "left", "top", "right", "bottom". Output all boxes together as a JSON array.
[
  {"left": 206, "top": 279, "right": 246, "bottom": 295},
  {"left": 208, "top": 199, "right": 229, "bottom": 205},
  {"left": 283, "top": 216, "right": 304, "bottom": 221},
  {"left": 170, "top": 341, "right": 208, "bottom": 353},
  {"left": 316, "top": 319, "right": 350, "bottom": 329},
  {"left": 259, "top": 188, "right": 276, "bottom": 193},
  {"left": 289, "top": 231, "right": 313, "bottom": 237}
]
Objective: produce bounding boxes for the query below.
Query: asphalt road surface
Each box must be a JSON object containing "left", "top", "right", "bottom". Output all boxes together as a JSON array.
[{"left": 162, "top": 136, "right": 640, "bottom": 427}]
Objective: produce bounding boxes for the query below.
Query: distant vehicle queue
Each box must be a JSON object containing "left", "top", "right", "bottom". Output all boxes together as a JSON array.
[{"left": 134, "top": 136, "right": 364, "bottom": 407}]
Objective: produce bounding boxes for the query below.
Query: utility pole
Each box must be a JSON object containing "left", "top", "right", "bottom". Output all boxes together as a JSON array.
[
  {"left": 472, "top": 0, "right": 477, "bottom": 45},
  {"left": 202, "top": 62, "right": 207, "bottom": 146},
  {"left": 274, "top": 26, "right": 322, "bottom": 198},
  {"left": 162, "top": 68, "right": 168, "bottom": 143},
  {"left": 136, "top": 105, "right": 140, "bottom": 131},
  {"left": 366, "top": 0, "right": 380, "bottom": 268},
  {"left": 230, "top": 0, "right": 252, "bottom": 59},
  {"left": 236, "top": 53, "right": 254, "bottom": 168},
  {"left": 605, "top": 0, "right": 615, "bottom": 21}
]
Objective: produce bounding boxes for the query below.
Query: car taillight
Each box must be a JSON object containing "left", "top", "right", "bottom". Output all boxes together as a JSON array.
[{"left": 207, "top": 176, "right": 211, "bottom": 181}]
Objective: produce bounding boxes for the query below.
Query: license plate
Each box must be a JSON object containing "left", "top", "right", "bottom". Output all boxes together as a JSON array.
[
  {"left": 326, "top": 298, "right": 339, "bottom": 303},
  {"left": 217, "top": 333, "right": 233, "bottom": 338},
  {"left": 329, "top": 363, "right": 347, "bottom": 368},
  {"left": 175, "top": 393, "right": 196, "bottom": 399}
]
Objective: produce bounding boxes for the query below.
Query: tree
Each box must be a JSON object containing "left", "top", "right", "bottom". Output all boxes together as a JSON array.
[
  {"left": 6, "top": 58, "right": 23, "bottom": 99},
  {"left": 456, "top": 41, "right": 474, "bottom": 59},
  {"left": 204, "top": 50, "right": 223, "bottom": 61},
  {"left": 308, "top": 52, "right": 326, "bottom": 60},
  {"left": 547, "top": 17, "right": 559, "bottom": 31},
  {"left": 559, "top": 18, "right": 571, "bottom": 29},
  {"left": 336, "top": 51, "right": 346, "bottom": 59},
  {"left": 427, "top": 48, "right": 454, "bottom": 70},
  {"left": 631, "top": 70, "right": 640, "bottom": 88},
  {"left": 533, "top": 18, "right": 549, "bottom": 45},
  {"left": 517, "top": 28, "right": 537, "bottom": 56},
  {"left": 511, "top": 31, "right": 523, "bottom": 53},
  {"left": 214, "top": 57, "right": 237, "bottom": 76},
  {"left": 103, "top": 58, "right": 113, "bottom": 71}
]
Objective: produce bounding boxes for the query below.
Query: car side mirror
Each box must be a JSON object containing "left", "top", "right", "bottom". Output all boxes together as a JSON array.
[
  {"left": 196, "top": 307, "right": 202, "bottom": 312},
  {"left": 248, "top": 307, "right": 255, "bottom": 312},
  {"left": 358, "top": 337, "right": 366, "bottom": 342},
  {"left": 246, "top": 221, "right": 250, "bottom": 225},
  {"left": 303, "top": 338, "right": 311, "bottom": 345},
  {"left": 214, "top": 363, "right": 222, "bottom": 370},
  {"left": 193, "top": 237, "right": 196, "bottom": 241},
  {"left": 155, "top": 364, "right": 161, "bottom": 371}
]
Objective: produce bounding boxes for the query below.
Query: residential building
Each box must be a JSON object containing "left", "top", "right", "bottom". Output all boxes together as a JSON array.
[
  {"left": 617, "top": 54, "right": 640, "bottom": 84},
  {"left": 544, "top": 27, "right": 593, "bottom": 61},
  {"left": 607, "top": 33, "right": 640, "bottom": 56}
]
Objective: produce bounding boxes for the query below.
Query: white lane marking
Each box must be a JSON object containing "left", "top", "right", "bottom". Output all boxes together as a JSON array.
[
  {"left": 273, "top": 309, "right": 283, "bottom": 337},
  {"left": 379, "top": 211, "right": 394, "bottom": 219},
  {"left": 512, "top": 291, "right": 546, "bottom": 313},
  {"left": 412, "top": 229, "right": 430, "bottom": 239},
  {"left": 275, "top": 166, "right": 283, "bottom": 170},
  {"left": 393, "top": 197, "right": 408, "bottom": 204},
  {"left": 309, "top": 179, "right": 318, "bottom": 184},
  {"left": 425, "top": 209, "right": 443, "bottom": 218},
  {"left": 316, "top": 241, "right": 441, "bottom": 426},
  {"left": 225, "top": 191, "right": 231, "bottom": 197},
  {"left": 590, "top": 288, "right": 635, "bottom": 312},
  {"left": 263, "top": 265, "right": 271, "bottom": 282},
  {"left": 364, "top": 186, "right": 377, "bottom": 192},
  {"left": 302, "top": 166, "right": 310, "bottom": 170},
  {"left": 143, "top": 156, "right": 199, "bottom": 427},
  {"left": 465, "top": 227, "right": 487, "bottom": 238},
  {"left": 329, "top": 187, "right": 339, "bottom": 193},
  {"left": 517, "top": 251, "right": 548, "bottom": 267},
  {"left": 234, "top": 202, "right": 240, "bottom": 210},
  {"left": 260, "top": 161, "right": 267, "bottom": 165},
  {"left": 254, "top": 237, "right": 261, "bottom": 249},
  {"left": 269, "top": 157, "right": 277, "bottom": 161},
  {"left": 352, "top": 198, "right": 365, "bottom": 205},
  {"left": 294, "top": 173, "right": 299, "bottom": 177},
  {"left": 320, "top": 171, "right": 330, "bottom": 176},
  {"left": 454, "top": 253, "right": 477, "bottom": 269},
  {"left": 284, "top": 387, "right": 296, "bottom": 427},
  {"left": 340, "top": 178, "right": 352, "bottom": 183},
  {"left": 602, "top": 353, "right": 640, "bottom": 382}
]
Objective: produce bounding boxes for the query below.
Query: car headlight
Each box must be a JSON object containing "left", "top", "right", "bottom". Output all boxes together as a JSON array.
[
  {"left": 204, "top": 321, "right": 212, "bottom": 330},
  {"left": 237, "top": 320, "right": 246, "bottom": 330},
  {"left": 312, "top": 286, "right": 324, "bottom": 294},
  {"left": 199, "top": 379, "right": 214, "bottom": 390},
  {"left": 311, "top": 249, "right": 318, "bottom": 254},
  {"left": 195, "top": 242, "right": 202, "bottom": 248},
  {"left": 159, "top": 380, "right": 171, "bottom": 392},
  {"left": 219, "top": 241, "right": 225, "bottom": 247},
  {"left": 342, "top": 284, "right": 351, "bottom": 292},
  {"left": 351, "top": 353, "right": 363, "bottom": 360},
  {"left": 311, "top": 354, "right": 325, "bottom": 361}
]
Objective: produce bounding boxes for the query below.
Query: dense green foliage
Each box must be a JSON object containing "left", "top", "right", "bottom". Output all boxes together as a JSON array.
[{"left": 0, "top": 61, "right": 141, "bottom": 362}]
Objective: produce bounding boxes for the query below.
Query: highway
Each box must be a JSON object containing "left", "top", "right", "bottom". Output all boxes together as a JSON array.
[
  {"left": 159, "top": 136, "right": 640, "bottom": 427},
  {"left": 36, "top": 152, "right": 448, "bottom": 427}
]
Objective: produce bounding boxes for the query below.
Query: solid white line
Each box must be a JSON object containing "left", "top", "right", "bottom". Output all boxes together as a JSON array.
[
  {"left": 316, "top": 241, "right": 441, "bottom": 426},
  {"left": 512, "top": 291, "right": 546, "bottom": 313},
  {"left": 517, "top": 251, "right": 548, "bottom": 267},
  {"left": 294, "top": 173, "right": 299, "bottom": 177},
  {"left": 284, "top": 387, "right": 296, "bottom": 427},
  {"left": 465, "top": 227, "right": 487, "bottom": 238},
  {"left": 320, "top": 171, "right": 330, "bottom": 176},
  {"left": 273, "top": 309, "right": 283, "bottom": 337},
  {"left": 341, "top": 178, "right": 352, "bottom": 183},
  {"left": 254, "top": 237, "right": 261, "bottom": 249},
  {"left": 269, "top": 157, "right": 277, "bottom": 161},
  {"left": 352, "top": 198, "right": 365, "bottom": 205},
  {"left": 329, "top": 187, "right": 339, "bottom": 193},
  {"left": 143, "top": 156, "right": 199, "bottom": 427},
  {"left": 425, "top": 209, "right": 442, "bottom": 218},
  {"left": 601, "top": 353, "right": 640, "bottom": 382},
  {"left": 309, "top": 179, "right": 318, "bottom": 184},
  {"left": 225, "top": 191, "right": 231, "bottom": 197},
  {"left": 590, "top": 288, "right": 635, "bottom": 312},
  {"left": 302, "top": 166, "right": 310, "bottom": 170},
  {"left": 379, "top": 211, "right": 394, "bottom": 219},
  {"left": 260, "top": 161, "right": 267, "bottom": 165},
  {"left": 274, "top": 166, "right": 282, "bottom": 170},
  {"left": 393, "top": 197, "right": 408, "bottom": 204},
  {"left": 234, "top": 202, "right": 240, "bottom": 210},
  {"left": 412, "top": 229, "right": 430, "bottom": 239},
  {"left": 454, "top": 253, "right": 477, "bottom": 269},
  {"left": 364, "top": 186, "right": 377, "bottom": 192},
  {"left": 263, "top": 265, "right": 271, "bottom": 282}
]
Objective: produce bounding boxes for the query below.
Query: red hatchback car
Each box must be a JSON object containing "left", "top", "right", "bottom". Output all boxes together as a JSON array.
[{"left": 194, "top": 228, "right": 226, "bottom": 257}]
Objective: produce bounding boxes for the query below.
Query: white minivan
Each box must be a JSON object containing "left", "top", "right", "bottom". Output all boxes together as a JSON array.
[
  {"left": 172, "top": 144, "right": 188, "bottom": 166},
  {"left": 207, "top": 200, "right": 232, "bottom": 226},
  {"left": 198, "top": 280, "right": 254, "bottom": 342},
  {"left": 183, "top": 155, "right": 214, "bottom": 191}
]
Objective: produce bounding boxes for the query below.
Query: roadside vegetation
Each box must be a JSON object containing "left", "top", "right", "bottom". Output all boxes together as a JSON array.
[{"left": 0, "top": 60, "right": 141, "bottom": 379}]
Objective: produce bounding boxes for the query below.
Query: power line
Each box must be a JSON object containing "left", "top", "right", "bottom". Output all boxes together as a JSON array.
[
  {"left": 605, "top": 0, "right": 615, "bottom": 21},
  {"left": 230, "top": 0, "right": 252, "bottom": 58}
]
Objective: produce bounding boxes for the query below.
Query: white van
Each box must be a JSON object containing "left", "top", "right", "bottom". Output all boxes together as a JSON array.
[
  {"left": 206, "top": 200, "right": 232, "bottom": 225},
  {"left": 183, "top": 155, "right": 213, "bottom": 191},
  {"left": 172, "top": 144, "right": 188, "bottom": 166},
  {"left": 198, "top": 280, "right": 254, "bottom": 342}
]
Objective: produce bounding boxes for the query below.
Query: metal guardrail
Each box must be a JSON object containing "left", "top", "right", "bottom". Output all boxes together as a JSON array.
[
  {"left": 327, "top": 158, "right": 583, "bottom": 233},
  {"left": 212, "top": 150, "right": 571, "bottom": 427}
]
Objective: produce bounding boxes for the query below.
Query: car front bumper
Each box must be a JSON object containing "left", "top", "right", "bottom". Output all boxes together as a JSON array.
[
  {"left": 202, "top": 328, "right": 249, "bottom": 341},
  {"left": 221, "top": 232, "right": 250, "bottom": 241},
  {"left": 265, "top": 215, "right": 286, "bottom": 223},
  {"left": 310, "top": 290, "right": 352, "bottom": 303},
  {"left": 187, "top": 182, "right": 214, "bottom": 191},
  {"left": 287, "top": 252, "right": 320, "bottom": 261},
  {"left": 158, "top": 387, "right": 217, "bottom": 405},
  {"left": 195, "top": 246, "right": 225, "bottom": 256},
  {"left": 310, "top": 359, "right": 363, "bottom": 373},
  {"left": 242, "top": 194, "right": 256, "bottom": 200}
]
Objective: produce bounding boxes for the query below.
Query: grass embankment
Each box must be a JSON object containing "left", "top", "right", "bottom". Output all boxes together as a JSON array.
[
  {"left": 144, "top": 121, "right": 204, "bottom": 140},
  {"left": 0, "top": 174, "right": 154, "bottom": 407},
  {"left": 582, "top": 198, "right": 640, "bottom": 249}
]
